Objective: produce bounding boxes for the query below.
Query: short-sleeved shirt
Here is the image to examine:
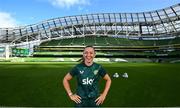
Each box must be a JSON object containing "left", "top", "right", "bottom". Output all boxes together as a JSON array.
[{"left": 70, "top": 62, "right": 107, "bottom": 99}]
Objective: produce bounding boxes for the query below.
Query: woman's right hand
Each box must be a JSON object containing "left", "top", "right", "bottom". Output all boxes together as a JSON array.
[{"left": 69, "top": 94, "right": 81, "bottom": 103}]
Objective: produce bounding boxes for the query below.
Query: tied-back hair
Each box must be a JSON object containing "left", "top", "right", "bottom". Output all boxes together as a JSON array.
[{"left": 77, "top": 45, "right": 95, "bottom": 63}]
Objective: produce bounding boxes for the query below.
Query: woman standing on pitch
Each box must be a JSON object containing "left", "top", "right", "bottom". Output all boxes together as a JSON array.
[{"left": 63, "top": 46, "right": 111, "bottom": 107}]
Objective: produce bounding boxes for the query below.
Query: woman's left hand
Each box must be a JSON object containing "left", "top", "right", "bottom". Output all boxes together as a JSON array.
[{"left": 95, "top": 93, "right": 106, "bottom": 106}]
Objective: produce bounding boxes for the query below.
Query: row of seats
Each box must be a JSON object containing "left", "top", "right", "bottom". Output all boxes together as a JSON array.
[{"left": 40, "top": 36, "right": 180, "bottom": 46}]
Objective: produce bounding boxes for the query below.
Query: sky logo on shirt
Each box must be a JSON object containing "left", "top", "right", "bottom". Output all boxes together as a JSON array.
[{"left": 82, "top": 77, "right": 94, "bottom": 85}]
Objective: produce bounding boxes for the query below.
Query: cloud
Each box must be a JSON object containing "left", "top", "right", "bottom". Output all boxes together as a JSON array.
[
  {"left": 49, "top": 0, "right": 90, "bottom": 8},
  {"left": 0, "top": 12, "right": 18, "bottom": 28}
]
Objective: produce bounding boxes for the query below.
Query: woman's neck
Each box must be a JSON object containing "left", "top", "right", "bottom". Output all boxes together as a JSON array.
[{"left": 84, "top": 61, "right": 93, "bottom": 66}]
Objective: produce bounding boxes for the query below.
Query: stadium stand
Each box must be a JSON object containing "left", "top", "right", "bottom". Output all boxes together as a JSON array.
[{"left": 0, "top": 3, "right": 180, "bottom": 62}]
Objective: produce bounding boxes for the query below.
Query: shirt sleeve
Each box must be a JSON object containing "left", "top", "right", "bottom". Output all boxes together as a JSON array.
[
  {"left": 69, "top": 66, "right": 78, "bottom": 77},
  {"left": 98, "top": 65, "right": 107, "bottom": 77}
]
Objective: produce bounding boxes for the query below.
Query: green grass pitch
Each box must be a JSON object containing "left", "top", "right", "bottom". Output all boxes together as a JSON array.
[{"left": 0, "top": 62, "right": 180, "bottom": 107}]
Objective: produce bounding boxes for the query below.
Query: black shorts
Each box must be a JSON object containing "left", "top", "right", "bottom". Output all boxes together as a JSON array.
[{"left": 75, "top": 97, "right": 100, "bottom": 107}]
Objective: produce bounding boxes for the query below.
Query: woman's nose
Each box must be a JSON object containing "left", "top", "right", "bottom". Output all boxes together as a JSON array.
[{"left": 87, "top": 53, "right": 91, "bottom": 56}]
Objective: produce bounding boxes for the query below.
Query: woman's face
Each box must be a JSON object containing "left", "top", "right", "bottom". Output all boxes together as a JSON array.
[{"left": 83, "top": 47, "right": 96, "bottom": 64}]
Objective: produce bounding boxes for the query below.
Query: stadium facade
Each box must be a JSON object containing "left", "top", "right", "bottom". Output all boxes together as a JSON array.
[{"left": 0, "top": 3, "right": 180, "bottom": 59}]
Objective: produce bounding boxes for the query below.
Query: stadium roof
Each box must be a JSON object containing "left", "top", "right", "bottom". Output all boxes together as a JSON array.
[{"left": 0, "top": 3, "right": 180, "bottom": 44}]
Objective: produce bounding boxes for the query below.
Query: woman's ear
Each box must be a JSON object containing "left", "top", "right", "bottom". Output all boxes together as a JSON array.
[{"left": 94, "top": 52, "right": 96, "bottom": 57}]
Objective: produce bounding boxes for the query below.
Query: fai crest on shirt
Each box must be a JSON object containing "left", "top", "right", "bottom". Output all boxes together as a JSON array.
[{"left": 93, "top": 70, "right": 98, "bottom": 75}]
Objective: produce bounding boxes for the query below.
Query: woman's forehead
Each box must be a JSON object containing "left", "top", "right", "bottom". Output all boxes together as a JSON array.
[{"left": 84, "top": 47, "right": 94, "bottom": 51}]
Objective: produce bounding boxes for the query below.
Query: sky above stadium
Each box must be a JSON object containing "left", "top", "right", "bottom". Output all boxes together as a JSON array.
[{"left": 0, "top": 0, "right": 179, "bottom": 28}]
